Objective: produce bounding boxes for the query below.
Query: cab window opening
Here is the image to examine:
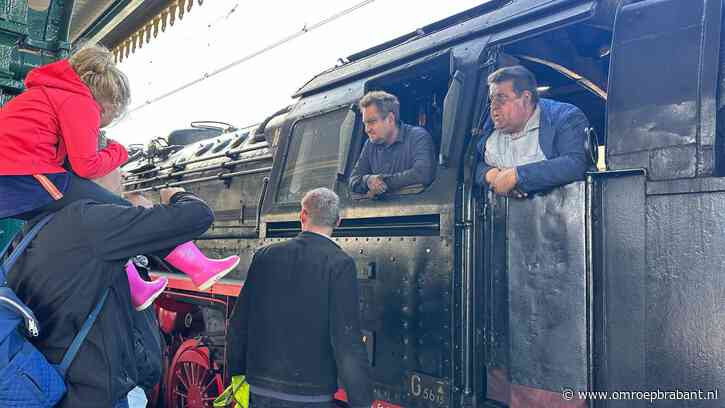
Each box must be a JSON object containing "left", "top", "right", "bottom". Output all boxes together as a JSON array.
[
  {"left": 362, "top": 61, "right": 450, "bottom": 158},
  {"left": 349, "top": 57, "right": 450, "bottom": 198},
  {"left": 483, "top": 23, "right": 610, "bottom": 173}
]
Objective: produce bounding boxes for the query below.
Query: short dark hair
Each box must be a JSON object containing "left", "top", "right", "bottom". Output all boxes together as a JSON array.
[
  {"left": 358, "top": 91, "right": 400, "bottom": 122},
  {"left": 487, "top": 65, "right": 539, "bottom": 105}
]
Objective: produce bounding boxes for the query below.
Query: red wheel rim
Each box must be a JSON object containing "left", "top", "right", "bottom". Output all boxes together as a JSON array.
[{"left": 165, "top": 338, "right": 223, "bottom": 407}]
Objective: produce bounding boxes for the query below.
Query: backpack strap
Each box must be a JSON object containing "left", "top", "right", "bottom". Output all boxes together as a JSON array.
[
  {"left": 56, "top": 286, "right": 110, "bottom": 376},
  {"left": 0, "top": 213, "right": 55, "bottom": 337},
  {"left": 0, "top": 213, "right": 55, "bottom": 284}
]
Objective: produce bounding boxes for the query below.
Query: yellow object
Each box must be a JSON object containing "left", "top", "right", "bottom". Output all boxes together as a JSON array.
[
  {"left": 213, "top": 375, "right": 250, "bottom": 408},
  {"left": 596, "top": 145, "right": 607, "bottom": 171}
]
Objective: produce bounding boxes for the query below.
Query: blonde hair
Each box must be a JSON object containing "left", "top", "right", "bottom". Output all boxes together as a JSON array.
[{"left": 69, "top": 45, "right": 131, "bottom": 121}]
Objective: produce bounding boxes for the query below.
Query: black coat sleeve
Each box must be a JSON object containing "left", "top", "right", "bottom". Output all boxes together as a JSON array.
[
  {"left": 349, "top": 141, "right": 374, "bottom": 194},
  {"left": 329, "top": 256, "right": 372, "bottom": 408},
  {"left": 133, "top": 308, "right": 163, "bottom": 391},
  {"left": 226, "top": 251, "right": 257, "bottom": 376},
  {"left": 80, "top": 192, "right": 214, "bottom": 261}
]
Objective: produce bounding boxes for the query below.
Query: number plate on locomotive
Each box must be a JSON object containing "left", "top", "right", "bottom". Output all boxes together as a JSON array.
[{"left": 407, "top": 372, "right": 449, "bottom": 406}]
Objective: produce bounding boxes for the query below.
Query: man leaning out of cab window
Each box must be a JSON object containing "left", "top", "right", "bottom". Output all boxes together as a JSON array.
[
  {"left": 349, "top": 91, "right": 436, "bottom": 198},
  {"left": 475, "top": 65, "right": 590, "bottom": 197}
]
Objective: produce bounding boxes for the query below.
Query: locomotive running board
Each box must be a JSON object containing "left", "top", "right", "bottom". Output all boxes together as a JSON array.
[{"left": 149, "top": 271, "right": 241, "bottom": 297}]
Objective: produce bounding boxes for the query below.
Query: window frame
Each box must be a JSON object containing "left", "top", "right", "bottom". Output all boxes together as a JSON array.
[{"left": 274, "top": 106, "right": 351, "bottom": 204}]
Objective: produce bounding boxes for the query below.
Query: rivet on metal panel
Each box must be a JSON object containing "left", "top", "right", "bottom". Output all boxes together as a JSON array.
[
  {"left": 426, "top": 248, "right": 431, "bottom": 254},
  {"left": 390, "top": 256, "right": 395, "bottom": 262},
  {"left": 359, "top": 249, "right": 364, "bottom": 254}
]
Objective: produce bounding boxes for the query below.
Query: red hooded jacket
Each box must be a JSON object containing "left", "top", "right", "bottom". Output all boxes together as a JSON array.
[{"left": 0, "top": 59, "right": 127, "bottom": 178}]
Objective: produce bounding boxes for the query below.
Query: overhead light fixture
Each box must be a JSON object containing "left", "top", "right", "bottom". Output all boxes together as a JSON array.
[{"left": 537, "top": 86, "right": 551, "bottom": 93}]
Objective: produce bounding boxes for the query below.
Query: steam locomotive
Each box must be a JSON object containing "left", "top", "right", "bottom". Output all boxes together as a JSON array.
[
  {"left": 3, "top": 0, "right": 725, "bottom": 407},
  {"left": 119, "top": 1, "right": 725, "bottom": 407}
]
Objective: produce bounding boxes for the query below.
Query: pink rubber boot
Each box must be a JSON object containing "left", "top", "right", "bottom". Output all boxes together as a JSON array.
[
  {"left": 126, "top": 261, "right": 168, "bottom": 311},
  {"left": 163, "top": 241, "right": 240, "bottom": 291}
]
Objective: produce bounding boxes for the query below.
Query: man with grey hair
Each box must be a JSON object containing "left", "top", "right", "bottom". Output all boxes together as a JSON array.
[
  {"left": 349, "top": 90, "right": 436, "bottom": 197},
  {"left": 227, "top": 188, "right": 372, "bottom": 408},
  {"left": 475, "top": 65, "right": 589, "bottom": 196}
]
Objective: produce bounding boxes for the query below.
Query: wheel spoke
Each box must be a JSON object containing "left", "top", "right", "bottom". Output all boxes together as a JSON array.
[
  {"left": 183, "top": 363, "right": 194, "bottom": 386},
  {"left": 203, "top": 375, "right": 217, "bottom": 392},
  {"left": 176, "top": 370, "right": 190, "bottom": 390},
  {"left": 192, "top": 362, "right": 201, "bottom": 386}
]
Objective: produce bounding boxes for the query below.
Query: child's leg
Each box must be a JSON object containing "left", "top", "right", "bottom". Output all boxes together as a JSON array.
[
  {"left": 126, "top": 261, "right": 167, "bottom": 311},
  {"left": 162, "top": 242, "right": 240, "bottom": 290},
  {"left": 43, "top": 172, "right": 131, "bottom": 211}
]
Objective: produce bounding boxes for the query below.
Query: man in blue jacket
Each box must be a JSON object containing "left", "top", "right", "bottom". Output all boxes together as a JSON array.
[{"left": 475, "top": 65, "right": 589, "bottom": 196}]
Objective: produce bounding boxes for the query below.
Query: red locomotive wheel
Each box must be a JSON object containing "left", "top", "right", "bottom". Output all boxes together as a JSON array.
[{"left": 165, "top": 338, "right": 223, "bottom": 408}]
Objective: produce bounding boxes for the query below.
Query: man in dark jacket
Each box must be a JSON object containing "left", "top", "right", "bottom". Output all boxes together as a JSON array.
[
  {"left": 475, "top": 65, "right": 590, "bottom": 196},
  {"left": 349, "top": 91, "right": 436, "bottom": 197},
  {"left": 227, "top": 188, "right": 372, "bottom": 408},
  {"left": 6, "top": 173, "right": 214, "bottom": 408}
]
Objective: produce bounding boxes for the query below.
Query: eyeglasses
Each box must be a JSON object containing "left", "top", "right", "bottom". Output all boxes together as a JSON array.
[{"left": 489, "top": 92, "right": 522, "bottom": 107}]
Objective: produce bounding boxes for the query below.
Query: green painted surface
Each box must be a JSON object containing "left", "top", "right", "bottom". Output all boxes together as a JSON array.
[
  {"left": 0, "top": 0, "right": 68, "bottom": 103},
  {"left": 0, "top": 218, "right": 23, "bottom": 250},
  {"left": 0, "top": 1, "right": 68, "bottom": 227}
]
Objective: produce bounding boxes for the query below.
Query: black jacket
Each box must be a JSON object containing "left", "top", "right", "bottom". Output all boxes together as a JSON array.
[
  {"left": 227, "top": 231, "right": 372, "bottom": 407},
  {"left": 7, "top": 192, "right": 213, "bottom": 408},
  {"left": 133, "top": 307, "right": 162, "bottom": 391}
]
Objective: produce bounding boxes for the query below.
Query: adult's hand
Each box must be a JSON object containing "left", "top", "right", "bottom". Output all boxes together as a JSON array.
[
  {"left": 93, "top": 168, "right": 122, "bottom": 195},
  {"left": 160, "top": 187, "right": 186, "bottom": 204},
  {"left": 126, "top": 193, "right": 153, "bottom": 208},
  {"left": 492, "top": 167, "right": 518, "bottom": 195},
  {"left": 366, "top": 175, "right": 388, "bottom": 196},
  {"left": 484, "top": 168, "right": 500, "bottom": 185}
]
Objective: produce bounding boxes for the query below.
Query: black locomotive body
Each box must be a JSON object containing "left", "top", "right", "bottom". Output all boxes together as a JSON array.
[{"left": 4, "top": 0, "right": 718, "bottom": 407}]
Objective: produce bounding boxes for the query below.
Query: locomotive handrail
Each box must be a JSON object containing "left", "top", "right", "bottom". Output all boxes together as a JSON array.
[
  {"left": 256, "top": 177, "right": 270, "bottom": 235},
  {"left": 584, "top": 168, "right": 646, "bottom": 178},
  {"left": 123, "top": 155, "right": 272, "bottom": 187},
  {"left": 125, "top": 167, "right": 273, "bottom": 194},
  {"left": 124, "top": 144, "right": 270, "bottom": 180}
]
